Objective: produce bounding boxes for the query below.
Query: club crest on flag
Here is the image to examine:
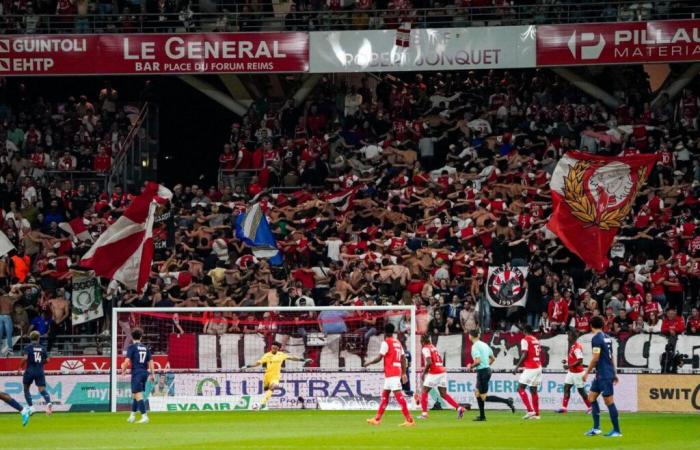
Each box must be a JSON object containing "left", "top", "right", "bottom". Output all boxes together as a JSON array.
[
  {"left": 563, "top": 160, "right": 649, "bottom": 231},
  {"left": 486, "top": 266, "right": 528, "bottom": 308},
  {"left": 548, "top": 151, "right": 658, "bottom": 272}
]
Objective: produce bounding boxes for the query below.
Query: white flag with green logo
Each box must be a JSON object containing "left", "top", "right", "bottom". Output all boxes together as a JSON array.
[{"left": 71, "top": 270, "right": 103, "bottom": 325}]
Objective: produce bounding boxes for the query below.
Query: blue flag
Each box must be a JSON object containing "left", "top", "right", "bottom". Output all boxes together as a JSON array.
[{"left": 235, "top": 203, "right": 283, "bottom": 266}]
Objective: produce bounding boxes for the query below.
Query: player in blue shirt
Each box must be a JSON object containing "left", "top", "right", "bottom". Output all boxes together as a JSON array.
[
  {"left": 0, "top": 391, "right": 30, "bottom": 426},
  {"left": 582, "top": 316, "right": 622, "bottom": 437},
  {"left": 20, "top": 331, "right": 52, "bottom": 416},
  {"left": 121, "top": 328, "right": 155, "bottom": 424}
]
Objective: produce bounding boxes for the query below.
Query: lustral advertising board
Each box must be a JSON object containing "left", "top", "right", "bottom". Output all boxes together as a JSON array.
[{"left": 0, "top": 33, "right": 309, "bottom": 75}]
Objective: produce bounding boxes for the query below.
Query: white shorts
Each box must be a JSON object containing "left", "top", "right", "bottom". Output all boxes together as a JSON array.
[
  {"left": 564, "top": 371, "right": 585, "bottom": 389},
  {"left": 518, "top": 368, "right": 543, "bottom": 387},
  {"left": 423, "top": 372, "right": 447, "bottom": 389},
  {"left": 383, "top": 376, "right": 403, "bottom": 391}
]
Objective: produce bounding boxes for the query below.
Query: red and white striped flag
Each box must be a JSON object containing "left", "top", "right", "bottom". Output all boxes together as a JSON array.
[
  {"left": 80, "top": 182, "right": 172, "bottom": 292},
  {"left": 395, "top": 22, "right": 412, "bottom": 48},
  {"left": 59, "top": 217, "right": 92, "bottom": 242},
  {"left": 325, "top": 188, "right": 356, "bottom": 213}
]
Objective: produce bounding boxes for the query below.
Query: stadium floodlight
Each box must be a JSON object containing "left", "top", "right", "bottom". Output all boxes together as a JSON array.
[{"left": 110, "top": 306, "right": 416, "bottom": 412}]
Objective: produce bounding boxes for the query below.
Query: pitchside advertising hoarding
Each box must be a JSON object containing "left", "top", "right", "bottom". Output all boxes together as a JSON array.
[
  {"left": 309, "top": 26, "right": 536, "bottom": 72},
  {"left": 0, "top": 32, "right": 309, "bottom": 75},
  {"left": 6, "top": 371, "right": 700, "bottom": 413},
  {"left": 537, "top": 19, "right": 700, "bottom": 66}
]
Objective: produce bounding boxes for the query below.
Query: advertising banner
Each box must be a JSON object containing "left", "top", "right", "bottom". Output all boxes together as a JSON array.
[
  {"left": 0, "top": 355, "right": 169, "bottom": 373},
  {"left": 166, "top": 371, "right": 385, "bottom": 409},
  {"left": 0, "top": 374, "right": 121, "bottom": 412},
  {"left": 149, "top": 395, "right": 264, "bottom": 412},
  {"left": 440, "top": 372, "right": 638, "bottom": 412},
  {"left": 309, "top": 26, "right": 536, "bottom": 73},
  {"left": 537, "top": 19, "right": 700, "bottom": 66},
  {"left": 637, "top": 375, "right": 700, "bottom": 412},
  {"left": 0, "top": 33, "right": 309, "bottom": 75}
]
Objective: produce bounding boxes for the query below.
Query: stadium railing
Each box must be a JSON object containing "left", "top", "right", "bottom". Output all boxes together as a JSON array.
[{"left": 2, "top": 1, "right": 699, "bottom": 35}]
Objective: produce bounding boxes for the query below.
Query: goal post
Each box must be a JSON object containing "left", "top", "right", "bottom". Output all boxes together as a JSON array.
[{"left": 110, "top": 306, "right": 416, "bottom": 412}]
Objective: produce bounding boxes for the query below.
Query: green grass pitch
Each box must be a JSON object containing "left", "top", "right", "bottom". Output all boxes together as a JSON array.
[{"left": 0, "top": 410, "right": 696, "bottom": 449}]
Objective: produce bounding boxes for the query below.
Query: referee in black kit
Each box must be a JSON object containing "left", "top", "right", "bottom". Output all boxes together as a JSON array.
[{"left": 468, "top": 329, "right": 515, "bottom": 421}]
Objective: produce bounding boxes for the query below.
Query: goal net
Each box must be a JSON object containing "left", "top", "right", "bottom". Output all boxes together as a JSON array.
[{"left": 110, "top": 306, "right": 416, "bottom": 412}]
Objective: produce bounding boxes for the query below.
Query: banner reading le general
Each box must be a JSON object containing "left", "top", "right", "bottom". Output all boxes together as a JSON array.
[
  {"left": 0, "top": 33, "right": 309, "bottom": 75},
  {"left": 537, "top": 19, "right": 700, "bottom": 66},
  {"left": 309, "top": 26, "right": 536, "bottom": 73}
]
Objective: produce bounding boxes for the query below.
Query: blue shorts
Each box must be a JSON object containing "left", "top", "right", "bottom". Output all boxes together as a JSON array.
[
  {"left": 23, "top": 371, "right": 46, "bottom": 388},
  {"left": 590, "top": 377, "right": 614, "bottom": 397},
  {"left": 131, "top": 371, "right": 148, "bottom": 394}
]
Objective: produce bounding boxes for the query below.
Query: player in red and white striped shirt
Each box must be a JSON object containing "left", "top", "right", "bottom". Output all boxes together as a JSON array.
[
  {"left": 417, "top": 334, "right": 465, "bottom": 420},
  {"left": 363, "top": 323, "right": 415, "bottom": 427}
]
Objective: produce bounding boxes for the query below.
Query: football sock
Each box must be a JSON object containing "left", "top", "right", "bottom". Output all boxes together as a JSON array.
[
  {"left": 132, "top": 399, "right": 138, "bottom": 413},
  {"left": 262, "top": 389, "right": 273, "bottom": 405},
  {"left": 578, "top": 389, "right": 591, "bottom": 407},
  {"left": 561, "top": 394, "right": 570, "bottom": 409},
  {"left": 517, "top": 388, "right": 532, "bottom": 412},
  {"left": 40, "top": 390, "right": 51, "bottom": 404},
  {"left": 485, "top": 395, "right": 510, "bottom": 405},
  {"left": 4, "top": 398, "right": 23, "bottom": 412},
  {"left": 441, "top": 393, "right": 460, "bottom": 409},
  {"left": 394, "top": 391, "right": 412, "bottom": 421},
  {"left": 591, "top": 400, "right": 601, "bottom": 429},
  {"left": 23, "top": 387, "right": 32, "bottom": 407},
  {"left": 375, "top": 391, "right": 390, "bottom": 420},
  {"left": 607, "top": 403, "right": 620, "bottom": 432},
  {"left": 477, "top": 397, "right": 485, "bottom": 418},
  {"left": 421, "top": 392, "right": 429, "bottom": 413},
  {"left": 531, "top": 392, "right": 540, "bottom": 415},
  {"left": 138, "top": 400, "right": 146, "bottom": 414}
]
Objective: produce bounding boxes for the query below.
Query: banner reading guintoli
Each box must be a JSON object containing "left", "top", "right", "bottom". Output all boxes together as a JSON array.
[
  {"left": 309, "top": 26, "right": 536, "bottom": 73},
  {"left": 637, "top": 374, "right": 700, "bottom": 413},
  {"left": 0, "top": 33, "right": 309, "bottom": 75}
]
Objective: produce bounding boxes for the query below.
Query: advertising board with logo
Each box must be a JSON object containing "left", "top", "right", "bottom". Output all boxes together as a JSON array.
[
  {"left": 168, "top": 371, "right": 385, "bottom": 409},
  {"left": 637, "top": 375, "right": 700, "bottom": 413},
  {"left": 537, "top": 19, "right": 700, "bottom": 66},
  {"left": 309, "top": 26, "right": 536, "bottom": 73},
  {"left": 149, "top": 395, "right": 263, "bottom": 412},
  {"left": 0, "top": 33, "right": 309, "bottom": 75},
  {"left": 442, "top": 372, "right": 638, "bottom": 412}
]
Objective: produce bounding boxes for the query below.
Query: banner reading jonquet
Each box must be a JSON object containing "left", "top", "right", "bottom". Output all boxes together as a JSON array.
[
  {"left": 0, "top": 33, "right": 309, "bottom": 75},
  {"left": 309, "top": 26, "right": 536, "bottom": 73}
]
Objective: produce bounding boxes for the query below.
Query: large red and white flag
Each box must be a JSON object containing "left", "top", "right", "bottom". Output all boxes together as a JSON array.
[
  {"left": 81, "top": 182, "right": 172, "bottom": 292},
  {"left": 59, "top": 217, "right": 92, "bottom": 242},
  {"left": 325, "top": 188, "right": 357, "bottom": 213},
  {"left": 547, "top": 151, "right": 657, "bottom": 272}
]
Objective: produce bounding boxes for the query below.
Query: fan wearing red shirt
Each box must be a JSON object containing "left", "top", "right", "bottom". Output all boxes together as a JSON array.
[
  {"left": 557, "top": 330, "right": 592, "bottom": 414},
  {"left": 418, "top": 334, "right": 465, "bottom": 419},
  {"left": 660, "top": 309, "right": 686, "bottom": 336},
  {"left": 687, "top": 308, "right": 700, "bottom": 335},
  {"left": 548, "top": 293, "right": 570, "bottom": 331},
  {"left": 363, "top": 323, "right": 414, "bottom": 427},
  {"left": 514, "top": 326, "right": 542, "bottom": 420},
  {"left": 93, "top": 148, "right": 112, "bottom": 172},
  {"left": 642, "top": 293, "right": 662, "bottom": 320},
  {"left": 219, "top": 144, "right": 236, "bottom": 171}
]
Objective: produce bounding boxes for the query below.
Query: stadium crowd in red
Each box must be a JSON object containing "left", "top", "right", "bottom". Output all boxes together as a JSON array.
[{"left": 1, "top": 67, "right": 700, "bottom": 357}]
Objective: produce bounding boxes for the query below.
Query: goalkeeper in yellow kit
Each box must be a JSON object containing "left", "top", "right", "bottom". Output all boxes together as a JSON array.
[{"left": 244, "top": 342, "right": 312, "bottom": 408}]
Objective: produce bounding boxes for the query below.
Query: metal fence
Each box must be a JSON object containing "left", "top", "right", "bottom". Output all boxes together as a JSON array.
[{"left": 1, "top": 1, "right": 699, "bottom": 35}]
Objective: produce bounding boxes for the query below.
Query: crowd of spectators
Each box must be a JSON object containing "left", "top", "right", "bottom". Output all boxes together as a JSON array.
[
  {"left": 1, "top": 1, "right": 699, "bottom": 34},
  {"left": 2, "top": 64, "right": 700, "bottom": 358}
]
